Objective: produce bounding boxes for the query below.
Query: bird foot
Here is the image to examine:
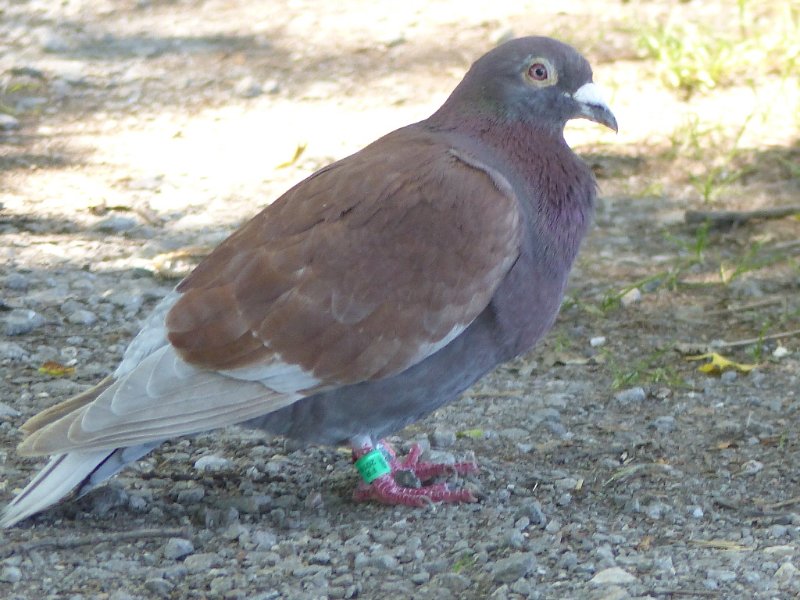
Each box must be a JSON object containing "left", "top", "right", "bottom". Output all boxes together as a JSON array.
[
  {"left": 353, "top": 474, "right": 476, "bottom": 507},
  {"left": 387, "top": 442, "right": 478, "bottom": 482},
  {"left": 351, "top": 441, "right": 478, "bottom": 508}
]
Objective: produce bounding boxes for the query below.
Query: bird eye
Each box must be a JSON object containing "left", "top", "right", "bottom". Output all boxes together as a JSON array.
[{"left": 528, "top": 63, "right": 549, "bottom": 81}]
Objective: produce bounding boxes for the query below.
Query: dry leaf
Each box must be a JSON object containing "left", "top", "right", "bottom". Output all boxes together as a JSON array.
[
  {"left": 686, "top": 352, "right": 757, "bottom": 375},
  {"left": 276, "top": 142, "right": 307, "bottom": 169},
  {"left": 38, "top": 361, "right": 75, "bottom": 377}
]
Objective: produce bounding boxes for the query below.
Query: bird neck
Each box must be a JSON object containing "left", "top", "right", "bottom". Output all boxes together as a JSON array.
[{"left": 428, "top": 112, "right": 595, "bottom": 272}]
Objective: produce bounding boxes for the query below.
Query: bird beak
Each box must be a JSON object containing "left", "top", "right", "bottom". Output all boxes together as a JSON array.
[{"left": 572, "top": 82, "right": 618, "bottom": 133}]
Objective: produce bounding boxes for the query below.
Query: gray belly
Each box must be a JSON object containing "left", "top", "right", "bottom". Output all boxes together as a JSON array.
[{"left": 243, "top": 308, "right": 505, "bottom": 445}]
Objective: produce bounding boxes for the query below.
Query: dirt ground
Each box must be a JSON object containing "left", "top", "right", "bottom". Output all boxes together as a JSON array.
[{"left": 1, "top": 1, "right": 799, "bottom": 599}]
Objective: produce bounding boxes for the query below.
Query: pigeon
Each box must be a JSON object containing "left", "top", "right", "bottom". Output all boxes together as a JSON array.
[{"left": 1, "top": 36, "right": 616, "bottom": 527}]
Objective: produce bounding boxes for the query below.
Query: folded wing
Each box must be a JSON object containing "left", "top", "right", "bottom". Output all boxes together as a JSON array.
[{"left": 19, "top": 126, "right": 523, "bottom": 456}]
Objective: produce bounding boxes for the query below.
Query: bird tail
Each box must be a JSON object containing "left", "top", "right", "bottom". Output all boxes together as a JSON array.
[{"left": 1, "top": 443, "right": 159, "bottom": 528}]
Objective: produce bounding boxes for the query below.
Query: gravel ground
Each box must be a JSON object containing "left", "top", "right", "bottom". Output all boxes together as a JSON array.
[{"left": 2, "top": 1, "right": 799, "bottom": 599}]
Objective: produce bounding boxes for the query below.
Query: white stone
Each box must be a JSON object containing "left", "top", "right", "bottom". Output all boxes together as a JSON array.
[
  {"left": 764, "top": 545, "right": 795, "bottom": 557},
  {"left": 775, "top": 562, "right": 798, "bottom": 583},
  {"left": 163, "top": 537, "right": 194, "bottom": 560},
  {"left": 0, "top": 566, "right": 22, "bottom": 583},
  {"left": 194, "top": 455, "right": 231, "bottom": 472},
  {"left": 773, "top": 346, "right": 790, "bottom": 358},
  {"left": 620, "top": 288, "right": 642, "bottom": 307},
  {"left": 614, "top": 387, "right": 646, "bottom": 404},
  {"left": 0, "top": 114, "right": 20, "bottom": 130},
  {"left": 0, "top": 341, "right": 29, "bottom": 360},
  {"left": 0, "top": 402, "right": 21, "bottom": 417},
  {"left": 590, "top": 567, "right": 638, "bottom": 585}
]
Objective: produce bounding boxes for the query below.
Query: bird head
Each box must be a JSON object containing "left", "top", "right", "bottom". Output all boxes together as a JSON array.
[{"left": 440, "top": 36, "right": 618, "bottom": 134}]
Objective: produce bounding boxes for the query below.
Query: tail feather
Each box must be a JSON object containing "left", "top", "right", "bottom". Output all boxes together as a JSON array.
[
  {"left": 1, "top": 451, "right": 112, "bottom": 528},
  {"left": 1, "top": 441, "right": 161, "bottom": 528},
  {"left": 79, "top": 443, "right": 161, "bottom": 493}
]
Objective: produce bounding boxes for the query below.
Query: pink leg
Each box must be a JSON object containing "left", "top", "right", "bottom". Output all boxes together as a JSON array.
[{"left": 351, "top": 439, "right": 478, "bottom": 507}]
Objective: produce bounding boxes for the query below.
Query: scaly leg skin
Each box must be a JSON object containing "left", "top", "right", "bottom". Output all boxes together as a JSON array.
[
  {"left": 387, "top": 442, "right": 479, "bottom": 481},
  {"left": 351, "top": 438, "right": 478, "bottom": 508}
]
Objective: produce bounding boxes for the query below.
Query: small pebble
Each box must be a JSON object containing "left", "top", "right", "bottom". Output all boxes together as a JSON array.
[
  {"left": 431, "top": 428, "right": 456, "bottom": 448},
  {"left": 743, "top": 571, "right": 761, "bottom": 584},
  {"left": 410, "top": 571, "right": 430, "bottom": 584},
  {"left": 0, "top": 566, "right": 22, "bottom": 583},
  {"left": 128, "top": 494, "right": 148, "bottom": 512},
  {"left": 595, "top": 544, "right": 615, "bottom": 565},
  {"left": 590, "top": 336, "right": 606, "bottom": 347},
  {"left": 176, "top": 487, "right": 205, "bottom": 504},
  {"left": 614, "top": 387, "right": 646, "bottom": 405},
  {"left": 210, "top": 576, "right": 233, "bottom": 594},
  {"left": 67, "top": 309, "right": 98, "bottom": 325},
  {"left": 590, "top": 567, "right": 638, "bottom": 585},
  {"left": 594, "top": 585, "right": 631, "bottom": 600},
  {"left": 620, "top": 288, "right": 642, "bottom": 307},
  {"left": 504, "top": 530, "right": 525, "bottom": 549},
  {"left": 489, "top": 552, "right": 536, "bottom": 583},
  {"left": 263, "top": 79, "right": 281, "bottom": 94},
  {"left": 184, "top": 553, "right": 221, "bottom": 572},
  {"left": 235, "top": 76, "right": 262, "bottom": 98},
  {"left": 144, "top": 577, "right": 173, "bottom": 597},
  {"left": 510, "top": 578, "right": 532, "bottom": 597},
  {"left": 720, "top": 370, "right": 737, "bottom": 384},
  {"left": 703, "top": 578, "right": 719, "bottom": 590},
  {"left": 41, "top": 32, "right": 70, "bottom": 53},
  {"left": 94, "top": 216, "right": 139, "bottom": 233},
  {"left": 544, "top": 519, "right": 561, "bottom": 533},
  {"left": 252, "top": 530, "right": 278, "bottom": 550},
  {"left": 649, "top": 415, "right": 676, "bottom": 433},
  {"left": 740, "top": 460, "right": 764, "bottom": 475},
  {"left": 0, "top": 401, "right": 21, "bottom": 417},
  {"left": 750, "top": 369, "right": 766, "bottom": 385},
  {"left": 0, "top": 114, "right": 20, "bottom": 130},
  {"left": 4, "top": 273, "right": 30, "bottom": 290},
  {"left": 646, "top": 502, "right": 667, "bottom": 520},
  {"left": 4, "top": 309, "right": 45, "bottom": 335},
  {"left": 370, "top": 553, "right": 399, "bottom": 570},
  {"left": 194, "top": 455, "right": 232, "bottom": 472},
  {"left": 89, "top": 485, "right": 129, "bottom": 515},
  {"left": 774, "top": 562, "right": 798, "bottom": 583},
  {"left": 431, "top": 572, "right": 470, "bottom": 592},
  {"left": 764, "top": 545, "right": 794, "bottom": 556},
  {"left": 517, "top": 500, "right": 546, "bottom": 527},
  {"left": 163, "top": 537, "right": 195, "bottom": 560},
  {"left": 655, "top": 556, "right": 676, "bottom": 575},
  {"left": 0, "top": 341, "right": 28, "bottom": 360},
  {"left": 773, "top": 346, "right": 790, "bottom": 358}
]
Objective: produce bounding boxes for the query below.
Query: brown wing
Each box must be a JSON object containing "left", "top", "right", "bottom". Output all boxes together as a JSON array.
[{"left": 166, "top": 125, "right": 522, "bottom": 387}]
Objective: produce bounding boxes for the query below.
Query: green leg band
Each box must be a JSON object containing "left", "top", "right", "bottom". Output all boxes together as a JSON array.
[{"left": 355, "top": 448, "right": 392, "bottom": 483}]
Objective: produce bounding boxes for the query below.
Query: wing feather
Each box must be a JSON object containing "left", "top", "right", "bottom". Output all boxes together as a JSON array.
[
  {"left": 18, "top": 345, "right": 302, "bottom": 456},
  {"left": 168, "top": 126, "right": 523, "bottom": 385}
]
